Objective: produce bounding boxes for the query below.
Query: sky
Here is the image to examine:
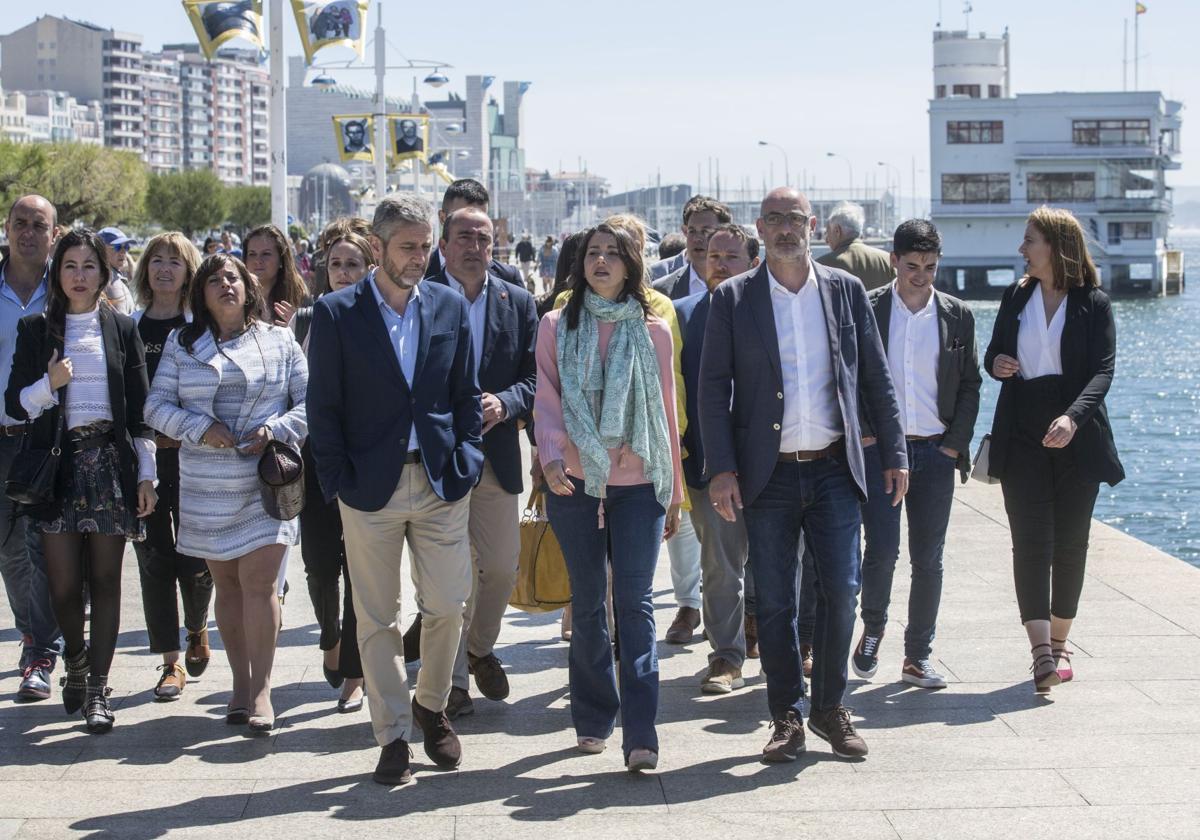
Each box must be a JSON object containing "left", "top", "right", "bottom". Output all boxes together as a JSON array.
[{"left": 11, "top": 0, "right": 1199, "bottom": 198}]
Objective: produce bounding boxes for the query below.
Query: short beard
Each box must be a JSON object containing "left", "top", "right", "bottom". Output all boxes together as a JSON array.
[{"left": 381, "top": 258, "right": 420, "bottom": 290}]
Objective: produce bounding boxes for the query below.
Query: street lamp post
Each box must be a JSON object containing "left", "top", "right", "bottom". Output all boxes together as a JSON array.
[
  {"left": 268, "top": 0, "right": 287, "bottom": 229},
  {"left": 826, "top": 152, "right": 854, "bottom": 199},
  {"left": 877, "top": 161, "right": 902, "bottom": 230},
  {"left": 757, "top": 141, "right": 790, "bottom": 188}
]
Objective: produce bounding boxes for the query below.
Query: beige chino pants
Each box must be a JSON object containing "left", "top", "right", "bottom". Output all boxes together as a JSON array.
[
  {"left": 340, "top": 464, "right": 472, "bottom": 747},
  {"left": 452, "top": 460, "right": 521, "bottom": 690}
]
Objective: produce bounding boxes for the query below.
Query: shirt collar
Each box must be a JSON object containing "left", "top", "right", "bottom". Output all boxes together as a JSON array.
[
  {"left": 766, "top": 259, "right": 819, "bottom": 297},
  {"left": 890, "top": 282, "right": 936, "bottom": 318},
  {"left": 445, "top": 269, "right": 489, "bottom": 303},
  {"left": 369, "top": 268, "right": 421, "bottom": 316},
  {"left": 0, "top": 260, "right": 50, "bottom": 302}
]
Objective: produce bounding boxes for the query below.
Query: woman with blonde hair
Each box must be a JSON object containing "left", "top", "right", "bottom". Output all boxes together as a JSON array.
[
  {"left": 131, "top": 233, "right": 215, "bottom": 699},
  {"left": 984, "top": 206, "right": 1123, "bottom": 693}
]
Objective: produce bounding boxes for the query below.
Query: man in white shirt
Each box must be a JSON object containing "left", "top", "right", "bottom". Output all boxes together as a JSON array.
[
  {"left": 0, "top": 194, "right": 64, "bottom": 703},
  {"left": 853, "top": 220, "right": 981, "bottom": 689}
]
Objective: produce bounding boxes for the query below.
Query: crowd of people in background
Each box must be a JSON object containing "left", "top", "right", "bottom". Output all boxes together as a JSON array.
[{"left": 0, "top": 177, "right": 1121, "bottom": 786}]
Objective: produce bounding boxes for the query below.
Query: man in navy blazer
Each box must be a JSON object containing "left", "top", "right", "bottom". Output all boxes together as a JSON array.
[
  {"left": 307, "top": 195, "right": 483, "bottom": 786},
  {"left": 424, "top": 178, "right": 523, "bottom": 288},
  {"left": 415, "top": 206, "right": 537, "bottom": 717},
  {"left": 699, "top": 187, "right": 908, "bottom": 762}
]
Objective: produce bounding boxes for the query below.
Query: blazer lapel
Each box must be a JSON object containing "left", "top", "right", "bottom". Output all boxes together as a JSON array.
[
  {"left": 873, "top": 289, "right": 893, "bottom": 350},
  {"left": 745, "top": 264, "right": 783, "bottom": 385},
  {"left": 813, "top": 262, "right": 842, "bottom": 371},
  {"left": 99, "top": 307, "right": 123, "bottom": 416},
  {"left": 353, "top": 279, "right": 406, "bottom": 386},
  {"left": 412, "top": 285, "right": 435, "bottom": 385},
  {"left": 934, "top": 290, "right": 956, "bottom": 390},
  {"left": 479, "top": 274, "right": 506, "bottom": 375}
]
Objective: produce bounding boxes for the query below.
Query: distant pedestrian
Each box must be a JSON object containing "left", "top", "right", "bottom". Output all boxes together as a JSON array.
[
  {"left": 984, "top": 206, "right": 1123, "bottom": 693},
  {"left": 816, "top": 201, "right": 895, "bottom": 291},
  {"left": 243, "top": 224, "right": 311, "bottom": 327},
  {"left": 657, "top": 232, "right": 686, "bottom": 261},
  {"left": 536, "top": 236, "right": 559, "bottom": 294},
  {"left": 96, "top": 227, "right": 136, "bottom": 315},
  {"left": 515, "top": 233, "right": 537, "bottom": 291}
]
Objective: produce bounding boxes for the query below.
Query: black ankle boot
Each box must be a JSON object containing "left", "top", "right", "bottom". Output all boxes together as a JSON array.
[
  {"left": 84, "top": 675, "right": 114, "bottom": 733},
  {"left": 60, "top": 647, "right": 89, "bottom": 715}
]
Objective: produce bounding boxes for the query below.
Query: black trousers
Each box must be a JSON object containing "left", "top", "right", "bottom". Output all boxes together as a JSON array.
[
  {"left": 299, "top": 442, "right": 362, "bottom": 679},
  {"left": 133, "top": 448, "right": 213, "bottom": 654},
  {"left": 999, "top": 376, "right": 1100, "bottom": 623}
]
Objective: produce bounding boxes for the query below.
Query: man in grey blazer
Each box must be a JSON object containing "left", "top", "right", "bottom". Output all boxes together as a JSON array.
[
  {"left": 699, "top": 187, "right": 907, "bottom": 762},
  {"left": 852, "top": 220, "right": 980, "bottom": 689}
]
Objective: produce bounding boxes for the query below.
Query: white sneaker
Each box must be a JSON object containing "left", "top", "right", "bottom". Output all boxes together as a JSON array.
[
  {"left": 626, "top": 748, "right": 658, "bottom": 772},
  {"left": 576, "top": 736, "right": 606, "bottom": 754},
  {"left": 901, "top": 658, "right": 948, "bottom": 689}
]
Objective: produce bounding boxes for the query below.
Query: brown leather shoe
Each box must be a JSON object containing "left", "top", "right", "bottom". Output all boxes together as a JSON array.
[
  {"left": 762, "top": 709, "right": 805, "bottom": 762},
  {"left": 664, "top": 606, "right": 700, "bottom": 645},
  {"left": 800, "top": 643, "right": 814, "bottom": 678},
  {"left": 467, "top": 651, "right": 510, "bottom": 701},
  {"left": 154, "top": 663, "right": 186, "bottom": 700},
  {"left": 446, "top": 686, "right": 475, "bottom": 719},
  {"left": 373, "top": 739, "right": 413, "bottom": 785},
  {"left": 185, "top": 629, "right": 210, "bottom": 678},
  {"left": 807, "top": 706, "right": 868, "bottom": 758},
  {"left": 411, "top": 698, "right": 462, "bottom": 768},
  {"left": 744, "top": 614, "right": 760, "bottom": 659}
]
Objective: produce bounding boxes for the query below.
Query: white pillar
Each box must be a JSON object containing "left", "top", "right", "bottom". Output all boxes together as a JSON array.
[{"left": 269, "top": 0, "right": 288, "bottom": 229}]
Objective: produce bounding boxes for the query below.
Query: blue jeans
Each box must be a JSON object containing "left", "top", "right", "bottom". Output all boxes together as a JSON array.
[
  {"left": 797, "top": 545, "right": 816, "bottom": 646},
  {"left": 546, "top": 479, "right": 664, "bottom": 759},
  {"left": 0, "top": 436, "right": 62, "bottom": 668},
  {"left": 860, "top": 440, "right": 955, "bottom": 660},
  {"left": 744, "top": 456, "right": 862, "bottom": 717}
]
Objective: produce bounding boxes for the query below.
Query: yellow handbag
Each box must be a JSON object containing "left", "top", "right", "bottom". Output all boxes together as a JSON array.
[{"left": 509, "top": 487, "right": 572, "bottom": 613}]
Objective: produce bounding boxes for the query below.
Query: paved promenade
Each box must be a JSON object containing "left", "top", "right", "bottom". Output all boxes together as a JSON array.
[{"left": 2, "top": 479, "right": 1199, "bottom": 839}]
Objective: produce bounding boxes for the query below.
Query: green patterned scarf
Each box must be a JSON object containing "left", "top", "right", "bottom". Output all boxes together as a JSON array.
[{"left": 556, "top": 290, "right": 673, "bottom": 512}]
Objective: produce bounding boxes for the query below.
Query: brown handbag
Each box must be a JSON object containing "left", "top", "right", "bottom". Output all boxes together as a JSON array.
[
  {"left": 258, "top": 438, "right": 306, "bottom": 520},
  {"left": 508, "top": 487, "right": 571, "bottom": 613}
]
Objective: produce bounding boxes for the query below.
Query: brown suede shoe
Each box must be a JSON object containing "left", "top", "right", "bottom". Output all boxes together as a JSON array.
[
  {"left": 807, "top": 706, "right": 868, "bottom": 759},
  {"left": 467, "top": 651, "right": 510, "bottom": 701},
  {"left": 411, "top": 698, "right": 462, "bottom": 768},
  {"left": 700, "top": 658, "right": 745, "bottom": 694},
  {"left": 800, "top": 643, "right": 814, "bottom": 678},
  {"left": 664, "top": 606, "right": 701, "bottom": 645},
  {"left": 154, "top": 662, "right": 186, "bottom": 700},
  {"left": 744, "top": 614, "right": 760, "bottom": 659},
  {"left": 184, "top": 629, "right": 210, "bottom": 678},
  {"left": 373, "top": 739, "right": 413, "bottom": 786},
  {"left": 762, "top": 709, "right": 806, "bottom": 762}
]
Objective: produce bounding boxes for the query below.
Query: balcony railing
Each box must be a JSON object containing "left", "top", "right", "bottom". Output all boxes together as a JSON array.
[
  {"left": 1014, "top": 141, "right": 1176, "bottom": 161},
  {"left": 1096, "top": 196, "right": 1172, "bottom": 213}
]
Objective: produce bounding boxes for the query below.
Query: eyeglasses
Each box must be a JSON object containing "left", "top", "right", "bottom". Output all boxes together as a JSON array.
[{"left": 761, "top": 212, "right": 811, "bottom": 228}]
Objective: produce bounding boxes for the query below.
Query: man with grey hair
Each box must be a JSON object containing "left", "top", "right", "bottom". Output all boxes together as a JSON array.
[
  {"left": 307, "top": 194, "right": 484, "bottom": 786},
  {"left": 817, "top": 201, "right": 894, "bottom": 291}
]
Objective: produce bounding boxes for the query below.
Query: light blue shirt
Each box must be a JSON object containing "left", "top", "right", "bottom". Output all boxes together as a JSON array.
[
  {"left": 369, "top": 270, "right": 421, "bottom": 452},
  {"left": 0, "top": 262, "right": 49, "bottom": 426},
  {"left": 444, "top": 270, "right": 487, "bottom": 372}
]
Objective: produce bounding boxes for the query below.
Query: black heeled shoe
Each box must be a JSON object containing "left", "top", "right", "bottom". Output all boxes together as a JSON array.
[
  {"left": 323, "top": 664, "right": 344, "bottom": 689},
  {"left": 60, "top": 647, "right": 89, "bottom": 715}
]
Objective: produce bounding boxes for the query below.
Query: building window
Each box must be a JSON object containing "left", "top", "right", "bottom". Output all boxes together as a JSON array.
[
  {"left": 1107, "top": 221, "right": 1153, "bottom": 243},
  {"left": 988, "top": 84, "right": 1002, "bottom": 98},
  {"left": 947, "top": 120, "right": 1004, "bottom": 144},
  {"left": 935, "top": 84, "right": 946, "bottom": 99},
  {"left": 951, "top": 84, "right": 981, "bottom": 98},
  {"left": 1027, "top": 172, "right": 1096, "bottom": 203},
  {"left": 1072, "top": 119, "right": 1151, "bottom": 146},
  {"left": 941, "top": 173, "right": 1010, "bottom": 204}
]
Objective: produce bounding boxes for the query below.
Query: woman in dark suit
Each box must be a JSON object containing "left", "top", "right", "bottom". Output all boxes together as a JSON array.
[
  {"left": 5, "top": 229, "right": 157, "bottom": 732},
  {"left": 984, "top": 206, "right": 1123, "bottom": 694}
]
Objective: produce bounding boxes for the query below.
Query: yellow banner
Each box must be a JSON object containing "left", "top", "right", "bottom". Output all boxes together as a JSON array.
[
  {"left": 388, "top": 114, "right": 430, "bottom": 168},
  {"left": 292, "top": 1, "right": 369, "bottom": 63},
  {"left": 332, "top": 114, "right": 375, "bottom": 163},
  {"left": 182, "top": 0, "right": 265, "bottom": 60}
]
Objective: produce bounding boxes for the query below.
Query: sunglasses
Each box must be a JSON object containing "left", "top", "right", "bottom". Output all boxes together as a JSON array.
[{"left": 109, "top": 242, "right": 131, "bottom": 252}]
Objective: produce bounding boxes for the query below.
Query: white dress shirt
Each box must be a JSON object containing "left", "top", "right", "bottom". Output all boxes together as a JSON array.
[
  {"left": 1016, "top": 285, "right": 1065, "bottom": 379},
  {"left": 887, "top": 285, "right": 946, "bottom": 438},
  {"left": 445, "top": 270, "right": 488, "bottom": 371},
  {"left": 768, "top": 263, "right": 843, "bottom": 451},
  {"left": 370, "top": 271, "right": 421, "bottom": 452},
  {"left": 688, "top": 265, "right": 707, "bottom": 297}
]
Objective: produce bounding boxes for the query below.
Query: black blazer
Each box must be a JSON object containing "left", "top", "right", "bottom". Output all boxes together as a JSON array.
[
  {"left": 674, "top": 290, "right": 710, "bottom": 489},
  {"left": 652, "top": 263, "right": 694, "bottom": 301},
  {"left": 306, "top": 276, "right": 483, "bottom": 511},
  {"left": 860, "top": 287, "right": 982, "bottom": 480},
  {"left": 425, "top": 270, "right": 538, "bottom": 494},
  {"left": 4, "top": 307, "right": 152, "bottom": 515},
  {"left": 699, "top": 260, "right": 906, "bottom": 506},
  {"left": 984, "top": 280, "right": 1124, "bottom": 486}
]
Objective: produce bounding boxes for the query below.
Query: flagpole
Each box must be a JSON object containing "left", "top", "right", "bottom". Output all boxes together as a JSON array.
[
  {"left": 1123, "top": 18, "right": 1128, "bottom": 91},
  {"left": 373, "top": 2, "right": 388, "bottom": 203},
  {"left": 1134, "top": 3, "right": 1139, "bottom": 90},
  {"left": 269, "top": 0, "right": 288, "bottom": 230}
]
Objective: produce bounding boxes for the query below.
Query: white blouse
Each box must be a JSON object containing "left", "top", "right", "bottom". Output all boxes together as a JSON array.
[
  {"left": 20, "top": 308, "right": 156, "bottom": 483},
  {"left": 1016, "top": 286, "right": 1065, "bottom": 379}
]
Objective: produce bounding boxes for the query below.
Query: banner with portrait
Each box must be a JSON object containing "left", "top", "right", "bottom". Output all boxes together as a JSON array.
[
  {"left": 291, "top": 0, "right": 369, "bottom": 63},
  {"left": 332, "top": 114, "right": 375, "bottom": 163},
  {"left": 182, "top": 0, "right": 265, "bottom": 59},
  {"left": 388, "top": 114, "right": 429, "bottom": 167}
]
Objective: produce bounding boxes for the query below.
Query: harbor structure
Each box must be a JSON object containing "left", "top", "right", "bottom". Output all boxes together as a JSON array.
[{"left": 929, "top": 28, "right": 1183, "bottom": 296}]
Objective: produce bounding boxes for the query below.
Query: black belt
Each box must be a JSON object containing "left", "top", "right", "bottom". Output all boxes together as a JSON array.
[
  {"left": 906, "top": 434, "right": 942, "bottom": 442},
  {"left": 778, "top": 439, "right": 844, "bottom": 463},
  {"left": 69, "top": 431, "right": 115, "bottom": 453},
  {"left": 0, "top": 424, "right": 25, "bottom": 438},
  {"left": 404, "top": 450, "right": 422, "bottom": 464}
]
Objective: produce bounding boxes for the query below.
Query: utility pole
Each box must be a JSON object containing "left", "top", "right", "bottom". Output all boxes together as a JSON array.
[{"left": 268, "top": 0, "right": 287, "bottom": 229}]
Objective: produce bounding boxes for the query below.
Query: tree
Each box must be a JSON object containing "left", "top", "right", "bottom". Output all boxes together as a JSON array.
[
  {"left": 0, "top": 141, "right": 146, "bottom": 227},
  {"left": 225, "top": 185, "right": 271, "bottom": 236},
  {"left": 146, "top": 170, "right": 227, "bottom": 237}
]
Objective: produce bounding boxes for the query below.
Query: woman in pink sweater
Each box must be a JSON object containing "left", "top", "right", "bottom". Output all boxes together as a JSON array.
[{"left": 534, "top": 222, "right": 682, "bottom": 773}]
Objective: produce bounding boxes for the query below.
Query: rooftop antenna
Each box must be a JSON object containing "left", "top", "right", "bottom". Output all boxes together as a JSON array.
[
  {"left": 963, "top": 1, "right": 973, "bottom": 31},
  {"left": 937, "top": 0, "right": 942, "bottom": 27}
]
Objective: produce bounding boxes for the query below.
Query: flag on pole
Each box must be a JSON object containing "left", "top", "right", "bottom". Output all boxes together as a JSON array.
[
  {"left": 332, "top": 114, "right": 374, "bottom": 163},
  {"left": 291, "top": 1, "right": 369, "bottom": 63},
  {"left": 182, "top": 1, "right": 265, "bottom": 59},
  {"left": 1136, "top": 2, "right": 1147, "bottom": 13},
  {"left": 388, "top": 114, "right": 430, "bottom": 168}
]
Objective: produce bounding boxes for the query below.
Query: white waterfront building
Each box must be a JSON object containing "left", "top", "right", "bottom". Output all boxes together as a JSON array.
[{"left": 929, "top": 28, "right": 1183, "bottom": 296}]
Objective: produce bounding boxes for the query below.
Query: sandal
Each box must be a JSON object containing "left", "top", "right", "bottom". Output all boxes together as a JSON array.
[
  {"left": 1051, "top": 637, "right": 1074, "bottom": 682},
  {"left": 225, "top": 706, "right": 250, "bottom": 725},
  {"left": 1030, "top": 643, "right": 1062, "bottom": 694}
]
